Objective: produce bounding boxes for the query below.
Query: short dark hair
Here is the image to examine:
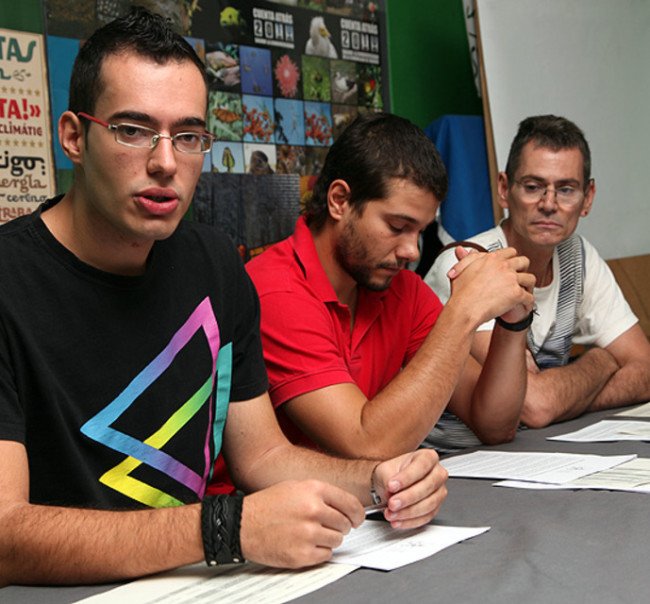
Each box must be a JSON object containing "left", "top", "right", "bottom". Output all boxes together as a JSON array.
[
  {"left": 68, "top": 6, "right": 207, "bottom": 116},
  {"left": 304, "top": 112, "right": 448, "bottom": 231},
  {"left": 505, "top": 115, "right": 591, "bottom": 186}
]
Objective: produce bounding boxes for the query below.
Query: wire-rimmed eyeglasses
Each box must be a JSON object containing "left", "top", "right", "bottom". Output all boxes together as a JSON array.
[
  {"left": 77, "top": 112, "right": 214, "bottom": 154},
  {"left": 513, "top": 179, "right": 592, "bottom": 207}
]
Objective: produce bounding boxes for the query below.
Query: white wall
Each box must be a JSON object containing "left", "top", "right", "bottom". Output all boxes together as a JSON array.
[{"left": 476, "top": 0, "right": 650, "bottom": 259}]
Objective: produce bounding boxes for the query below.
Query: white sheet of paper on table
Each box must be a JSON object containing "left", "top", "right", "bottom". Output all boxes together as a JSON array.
[
  {"left": 547, "top": 420, "right": 650, "bottom": 442},
  {"left": 441, "top": 450, "right": 635, "bottom": 483},
  {"left": 73, "top": 562, "right": 360, "bottom": 604},
  {"left": 496, "top": 457, "right": 650, "bottom": 493},
  {"left": 332, "top": 520, "right": 489, "bottom": 571},
  {"left": 613, "top": 401, "right": 650, "bottom": 419}
]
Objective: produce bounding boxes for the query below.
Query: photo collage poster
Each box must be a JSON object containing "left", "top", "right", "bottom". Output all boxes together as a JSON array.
[{"left": 44, "top": 0, "right": 388, "bottom": 258}]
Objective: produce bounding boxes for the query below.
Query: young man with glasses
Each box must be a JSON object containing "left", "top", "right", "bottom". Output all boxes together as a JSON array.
[
  {"left": 0, "top": 8, "right": 447, "bottom": 586},
  {"left": 426, "top": 115, "right": 650, "bottom": 429}
]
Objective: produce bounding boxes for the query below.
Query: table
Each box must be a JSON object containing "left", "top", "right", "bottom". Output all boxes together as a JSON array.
[{"left": 3, "top": 407, "right": 649, "bottom": 604}]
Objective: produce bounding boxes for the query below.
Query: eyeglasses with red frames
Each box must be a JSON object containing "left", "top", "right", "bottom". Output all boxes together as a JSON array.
[{"left": 77, "top": 112, "right": 214, "bottom": 154}]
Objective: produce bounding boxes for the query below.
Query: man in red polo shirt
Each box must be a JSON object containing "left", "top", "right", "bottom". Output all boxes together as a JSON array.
[{"left": 246, "top": 113, "right": 536, "bottom": 458}]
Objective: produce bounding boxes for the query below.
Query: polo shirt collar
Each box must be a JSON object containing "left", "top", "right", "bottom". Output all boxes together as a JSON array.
[
  {"left": 291, "top": 216, "right": 340, "bottom": 303},
  {"left": 290, "top": 216, "right": 389, "bottom": 309}
]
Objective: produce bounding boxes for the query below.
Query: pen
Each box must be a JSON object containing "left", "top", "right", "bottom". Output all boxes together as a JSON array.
[{"left": 364, "top": 502, "right": 387, "bottom": 516}]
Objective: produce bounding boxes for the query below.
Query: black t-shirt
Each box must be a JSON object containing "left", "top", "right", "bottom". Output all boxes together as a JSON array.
[{"left": 0, "top": 197, "right": 268, "bottom": 509}]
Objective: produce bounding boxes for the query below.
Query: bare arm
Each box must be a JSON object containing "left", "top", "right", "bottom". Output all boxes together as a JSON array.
[
  {"left": 0, "top": 392, "right": 447, "bottom": 584},
  {"left": 282, "top": 248, "right": 534, "bottom": 458},
  {"left": 448, "top": 323, "right": 528, "bottom": 444},
  {"left": 588, "top": 324, "right": 650, "bottom": 411},
  {"left": 520, "top": 347, "right": 619, "bottom": 427},
  {"left": 0, "top": 440, "right": 203, "bottom": 586},
  {"left": 223, "top": 393, "right": 448, "bottom": 568},
  {"left": 223, "top": 394, "right": 448, "bottom": 532},
  {"left": 473, "top": 324, "right": 650, "bottom": 428},
  {"left": 446, "top": 248, "right": 532, "bottom": 443}
]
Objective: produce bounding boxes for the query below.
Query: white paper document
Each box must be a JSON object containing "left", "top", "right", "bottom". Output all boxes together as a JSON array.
[
  {"left": 613, "top": 401, "right": 650, "bottom": 419},
  {"left": 547, "top": 419, "right": 650, "bottom": 442},
  {"left": 74, "top": 562, "right": 359, "bottom": 604},
  {"left": 332, "top": 520, "right": 489, "bottom": 570},
  {"left": 74, "top": 520, "right": 489, "bottom": 603},
  {"left": 496, "top": 457, "right": 650, "bottom": 493},
  {"left": 441, "top": 450, "right": 635, "bottom": 483}
]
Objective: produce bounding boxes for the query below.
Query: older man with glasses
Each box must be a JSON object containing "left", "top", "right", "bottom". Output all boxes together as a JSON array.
[{"left": 426, "top": 115, "right": 650, "bottom": 434}]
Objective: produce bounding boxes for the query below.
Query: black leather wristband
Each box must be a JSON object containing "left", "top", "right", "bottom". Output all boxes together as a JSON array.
[
  {"left": 201, "top": 492, "right": 245, "bottom": 567},
  {"left": 495, "top": 311, "right": 534, "bottom": 332}
]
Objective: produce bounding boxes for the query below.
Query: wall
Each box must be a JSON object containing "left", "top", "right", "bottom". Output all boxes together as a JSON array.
[
  {"left": 0, "top": 0, "right": 43, "bottom": 33},
  {"left": 385, "top": 0, "right": 481, "bottom": 128},
  {"left": 476, "top": 0, "right": 650, "bottom": 260}
]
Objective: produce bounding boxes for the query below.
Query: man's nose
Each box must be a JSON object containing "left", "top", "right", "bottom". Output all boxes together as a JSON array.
[
  {"left": 396, "top": 233, "right": 421, "bottom": 264},
  {"left": 147, "top": 136, "right": 178, "bottom": 177},
  {"left": 538, "top": 187, "right": 559, "bottom": 212}
]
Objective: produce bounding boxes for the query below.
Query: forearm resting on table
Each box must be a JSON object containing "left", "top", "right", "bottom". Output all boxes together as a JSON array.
[
  {"left": 521, "top": 347, "right": 620, "bottom": 428},
  {"left": 0, "top": 501, "right": 202, "bottom": 585},
  {"left": 226, "top": 437, "right": 378, "bottom": 505},
  {"left": 222, "top": 399, "right": 381, "bottom": 503},
  {"left": 588, "top": 356, "right": 650, "bottom": 412},
  {"left": 223, "top": 400, "right": 447, "bottom": 531}
]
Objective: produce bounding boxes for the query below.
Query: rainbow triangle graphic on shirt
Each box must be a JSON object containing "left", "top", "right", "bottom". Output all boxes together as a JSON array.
[{"left": 80, "top": 297, "right": 232, "bottom": 508}]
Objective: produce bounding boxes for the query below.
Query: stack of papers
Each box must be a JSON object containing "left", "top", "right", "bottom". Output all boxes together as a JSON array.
[
  {"left": 441, "top": 450, "right": 650, "bottom": 493},
  {"left": 440, "top": 403, "right": 650, "bottom": 493},
  {"left": 441, "top": 451, "right": 635, "bottom": 483},
  {"left": 497, "top": 458, "right": 650, "bottom": 493}
]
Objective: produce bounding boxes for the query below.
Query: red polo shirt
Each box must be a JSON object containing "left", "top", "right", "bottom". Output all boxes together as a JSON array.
[{"left": 246, "top": 217, "right": 443, "bottom": 448}]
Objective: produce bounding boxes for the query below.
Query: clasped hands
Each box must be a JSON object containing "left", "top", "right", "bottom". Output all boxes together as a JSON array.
[{"left": 447, "top": 246, "right": 536, "bottom": 325}]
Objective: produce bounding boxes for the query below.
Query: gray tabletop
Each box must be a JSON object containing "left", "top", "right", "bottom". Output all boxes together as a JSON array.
[{"left": 3, "top": 407, "right": 649, "bottom": 604}]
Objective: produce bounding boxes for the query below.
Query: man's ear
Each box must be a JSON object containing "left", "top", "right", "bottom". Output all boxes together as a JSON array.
[
  {"left": 58, "top": 111, "right": 85, "bottom": 166},
  {"left": 580, "top": 179, "right": 596, "bottom": 217},
  {"left": 497, "top": 172, "right": 510, "bottom": 210},
  {"left": 326, "top": 179, "right": 351, "bottom": 222}
]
